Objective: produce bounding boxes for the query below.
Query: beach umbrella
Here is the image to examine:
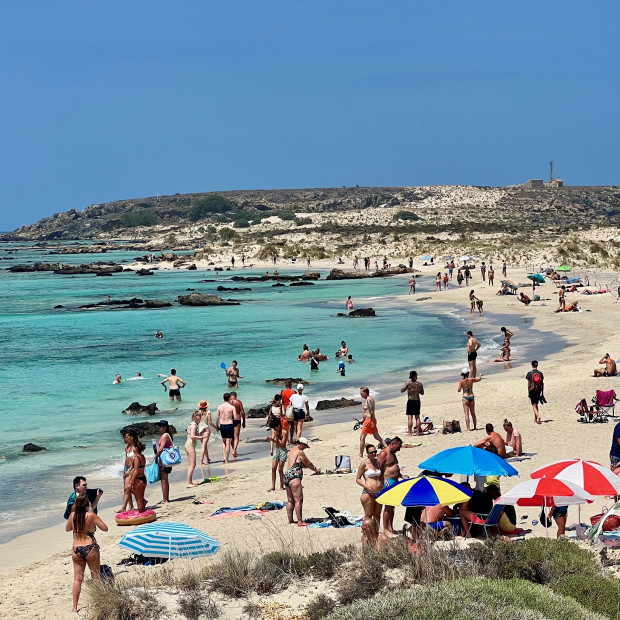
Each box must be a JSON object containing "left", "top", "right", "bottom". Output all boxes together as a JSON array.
[
  {"left": 444, "top": 255, "right": 454, "bottom": 260},
  {"left": 531, "top": 459, "right": 620, "bottom": 496},
  {"left": 418, "top": 446, "right": 519, "bottom": 478},
  {"left": 119, "top": 522, "right": 220, "bottom": 559},
  {"left": 375, "top": 475, "right": 472, "bottom": 507},
  {"left": 497, "top": 478, "right": 593, "bottom": 537},
  {"left": 556, "top": 265, "right": 571, "bottom": 272},
  {"left": 527, "top": 273, "right": 546, "bottom": 284},
  {"left": 421, "top": 254, "right": 432, "bottom": 261},
  {"left": 459, "top": 255, "right": 471, "bottom": 262}
]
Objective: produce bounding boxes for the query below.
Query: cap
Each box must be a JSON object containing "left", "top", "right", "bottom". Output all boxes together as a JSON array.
[
  {"left": 297, "top": 436, "right": 310, "bottom": 447},
  {"left": 156, "top": 420, "right": 169, "bottom": 427},
  {"left": 297, "top": 383, "right": 304, "bottom": 390},
  {"left": 461, "top": 368, "right": 470, "bottom": 374}
]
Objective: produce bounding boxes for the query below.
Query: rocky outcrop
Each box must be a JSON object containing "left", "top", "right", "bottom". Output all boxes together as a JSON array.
[
  {"left": 326, "top": 265, "right": 417, "bottom": 280},
  {"left": 122, "top": 402, "right": 159, "bottom": 416},
  {"left": 9, "top": 262, "right": 123, "bottom": 275},
  {"left": 337, "top": 308, "right": 376, "bottom": 317},
  {"left": 265, "top": 378, "right": 309, "bottom": 385},
  {"left": 120, "top": 422, "right": 177, "bottom": 437},
  {"left": 144, "top": 299, "right": 173, "bottom": 308},
  {"left": 246, "top": 404, "right": 270, "bottom": 418},
  {"left": 272, "top": 283, "right": 285, "bottom": 287},
  {"left": 289, "top": 281, "right": 314, "bottom": 286},
  {"left": 77, "top": 298, "right": 171, "bottom": 310},
  {"left": 301, "top": 271, "right": 321, "bottom": 280},
  {"left": 315, "top": 398, "right": 362, "bottom": 410},
  {"left": 136, "top": 269, "right": 154, "bottom": 276},
  {"left": 177, "top": 293, "right": 240, "bottom": 306},
  {"left": 23, "top": 443, "right": 46, "bottom": 452}
]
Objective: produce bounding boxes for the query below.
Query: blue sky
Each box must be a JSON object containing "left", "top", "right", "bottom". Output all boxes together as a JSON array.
[{"left": 1, "top": 1, "right": 619, "bottom": 230}]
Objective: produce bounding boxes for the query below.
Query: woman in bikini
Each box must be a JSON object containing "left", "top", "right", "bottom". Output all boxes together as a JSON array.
[
  {"left": 267, "top": 393, "right": 284, "bottom": 456},
  {"left": 154, "top": 421, "right": 173, "bottom": 503},
  {"left": 469, "top": 290, "right": 481, "bottom": 315},
  {"left": 458, "top": 369, "right": 483, "bottom": 432},
  {"left": 356, "top": 444, "right": 385, "bottom": 522},
  {"left": 346, "top": 295, "right": 354, "bottom": 310},
  {"left": 283, "top": 437, "right": 321, "bottom": 525},
  {"left": 126, "top": 439, "right": 147, "bottom": 512},
  {"left": 197, "top": 400, "right": 212, "bottom": 465},
  {"left": 66, "top": 493, "right": 108, "bottom": 612},
  {"left": 119, "top": 430, "right": 138, "bottom": 512},
  {"left": 185, "top": 411, "right": 203, "bottom": 487},
  {"left": 435, "top": 272, "right": 442, "bottom": 291}
]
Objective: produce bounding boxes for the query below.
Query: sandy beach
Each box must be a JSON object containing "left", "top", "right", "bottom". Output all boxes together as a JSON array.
[{"left": 2, "top": 261, "right": 619, "bottom": 619}]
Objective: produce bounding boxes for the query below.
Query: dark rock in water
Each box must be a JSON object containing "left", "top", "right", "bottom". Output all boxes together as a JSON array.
[
  {"left": 289, "top": 281, "right": 314, "bottom": 286},
  {"left": 326, "top": 265, "right": 418, "bottom": 280},
  {"left": 144, "top": 299, "right": 172, "bottom": 308},
  {"left": 95, "top": 271, "right": 113, "bottom": 276},
  {"left": 122, "top": 402, "right": 159, "bottom": 416},
  {"left": 265, "top": 378, "right": 309, "bottom": 385},
  {"left": 120, "top": 422, "right": 177, "bottom": 437},
  {"left": 217, "top": 286, "right": 252, "bottom": 292},
  {"left": 246, "top": 403, "right": 270, "bottom": 418},
  {"left": 272, "top": 283, "right": 286, "bottom": 287},
  {"left": 54, "top": 304, "right": 64, "bottom": 309},
  {"left": 177, "top": 293, "right": 240, "bottom": 306},
  {"left": 337, "top": 307, "right": 376, "bottom": 317},
  {"left": 23, "top": 443, "right": 46, "bottom": 452},
  {"left": 415, "top": 297, "right": 432, "bottom": 302},
  {"left": 301, "top": 271, "right": 321, "bottom": 280},
  {"left": 136, "top": 269, "right": 154, "bottom": 276},
  {"left": 316, "top": 398, "right": 362, "bottom": 410},
  {"left": 187, "top": 264, "right": 197, "bottom": 270},
  {"left": 186, "top": 288, "right": 195, "bottom": 291}
]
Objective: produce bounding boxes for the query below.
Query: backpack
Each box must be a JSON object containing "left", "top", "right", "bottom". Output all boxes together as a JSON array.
[{"left": 531, "top": 370, "right": 543, "bottom": 391}]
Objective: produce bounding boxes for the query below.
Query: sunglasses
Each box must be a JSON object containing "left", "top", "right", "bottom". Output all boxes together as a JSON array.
[{"left": 368, "top": 451, "right": 377, "bottom": 456}]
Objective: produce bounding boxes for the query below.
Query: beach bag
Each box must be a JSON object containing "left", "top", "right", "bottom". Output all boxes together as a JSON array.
[
  {"left": 443, "top": 420, "right": 454, "bottom": 434},
  {"left": 160, "top": 445, "right": 182, "bottom": 466},
  {"left": 590, "top": 510, "right": 620, "bottom": 531},
  {"left": 335, "top": 455, "right": 351, "bottom": 473},
  {"left": 285, "top": 405, "right": 294, "bottom": 421},
  {"left": 146, "top": 460, "right": 160, "bottom": 484},
  {"left": 99, "top": 565, "right": 114, "bottom": 581}
]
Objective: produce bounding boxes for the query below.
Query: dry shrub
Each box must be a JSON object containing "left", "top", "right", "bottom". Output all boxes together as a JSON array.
[
  {"left": 251, "top": 555, "right": 289, "bottom": 594},
  {"left": 208, "top": 549, "right": 254, "bottom": 597},
  {"left": 88, "top": 580, "right": 166, "bottom": 620},
  {"left": 336, "top": 547, "right": 385, "bottom": 605},
  {"left": 306, "top": 594, "right": 337, "bottom": 620},
  {"left": 178, "top": 589, "right": 220, "bottom": 620}
]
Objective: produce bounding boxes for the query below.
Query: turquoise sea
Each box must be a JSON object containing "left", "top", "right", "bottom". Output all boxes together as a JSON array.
[{"left": 0, "top": 242, "right": 542, "bottom": 538}]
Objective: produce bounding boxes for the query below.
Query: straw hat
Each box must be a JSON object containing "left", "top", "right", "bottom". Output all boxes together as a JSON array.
[{"left": 197, "top": 399, "right": 209, "bottom": 409}]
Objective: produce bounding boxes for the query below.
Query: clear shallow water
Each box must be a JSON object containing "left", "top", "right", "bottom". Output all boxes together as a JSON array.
[{"left": 0, "top": 243, "right": 506, "bottom": 531}]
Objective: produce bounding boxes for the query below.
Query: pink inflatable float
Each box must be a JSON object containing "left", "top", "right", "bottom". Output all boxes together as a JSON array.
[{"left": 115, "top": 509, "right": 156, "bottom": 526}]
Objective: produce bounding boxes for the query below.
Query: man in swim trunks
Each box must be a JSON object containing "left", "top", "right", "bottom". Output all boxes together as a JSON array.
[
  {"left": 526, "top": 360, "right": 544, "bottom": 424},
  {"left": 473, "top": 423, "right": 507, "bottom": 458},
  {"left": 268, "top": 421, "right": 288, "bottom": 491},
  {"left": 161, "top": 368, "right": 186, "bottom": 403},
  {"left": 215, "top": 393, "right": 236, "bottom": 464},
  {"left": 359, "top": 387, "right": 385, "bottom": 458},
  {"left": 64, "top": 476, "right": 102, "bottom": 519},
  {"left": 594, "top": 353, "right": 618, "bottom": 377},
  {"left": 229, "top": 391, "right": 246, "bottom": 457},
  {"left": 421, "top": 502, "right": 454, "bottom": 537},
  {"left": 226, "top": 360, "right": 243, "bottom": 388},
  {"left": 378, "top": 436, "right": 404, "bottom": 534},
  {"left": 280, "top": 380, "right": 296, "bottom": 444},
  {"left": 466, "top": 331, "right": 481, "bottom": 378},
  {"left": 400, "top": 371, "right": 425, "bottom": 437}
]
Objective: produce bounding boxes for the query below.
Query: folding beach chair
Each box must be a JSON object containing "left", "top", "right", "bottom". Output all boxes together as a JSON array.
[
  {"left": 576, "top": 398, "right": 599, "bottom": 423},
  {"left": 465, "top": 503, "right": 504, "bottom": 538},
  {"left": 593, "top": 389, "right": 618, "bottom": 418}
]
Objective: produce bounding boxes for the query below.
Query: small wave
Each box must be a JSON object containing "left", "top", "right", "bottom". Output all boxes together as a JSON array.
[{"left": 91, "top": 461, "right": 123, "bottom": 479}]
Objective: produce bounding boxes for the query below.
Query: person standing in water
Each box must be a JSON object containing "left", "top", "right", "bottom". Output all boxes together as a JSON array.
[
  {"left": 226, "top": 360, "right": 243, "bottom": 388},
  {"left": 466, "top": 331, "right": 481, "bottom": 377},
  {"left": 346, "top": 295, "right": 354, "bottom": 310},
  {"left": 458, "top": 369, "right": 483, "bottom": 432},
  {"left": 408, "top": 275, "right": 416, "bottom": 294},
  {"left": 161, "top": 369, "right": 186, "bottom": 403},
  {"left": 229, "top": 391, "right": 246, "bottom": 457}
]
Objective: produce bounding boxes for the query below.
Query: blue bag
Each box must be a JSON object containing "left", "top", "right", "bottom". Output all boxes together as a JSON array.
[
  {"left": 146, "top": 460, "right": 160, "bottom": 484},
  {"left": 160, "top": 445, "right": 182, "bottom": 466}
]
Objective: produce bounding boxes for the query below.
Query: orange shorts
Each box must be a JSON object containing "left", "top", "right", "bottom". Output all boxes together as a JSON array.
[
  {"left": 361, "top": 418, "right": 378, "bottom": 434},
  {"left": 281, "top": 417, "right": 290, "bottom": 431}
]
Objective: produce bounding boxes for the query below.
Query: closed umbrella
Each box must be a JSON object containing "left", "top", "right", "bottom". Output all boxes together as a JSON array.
[
  {"left": 375, "top": 475, "right": 472, "bottom": 507},
  {"left": 418, "top": 446, "right": 518, "bottom": 478},
  {"left": 119, "top": 522, "right": 220, "bottom": 559},
  {"left": 497, "top": 478, "right": 593, "bottom": 538},
  {"left": 527, "top": 274, "right": 546, "bottom": 284}
]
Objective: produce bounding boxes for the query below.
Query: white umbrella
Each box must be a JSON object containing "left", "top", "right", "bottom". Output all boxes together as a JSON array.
[{"left": 459, "top": 255, "right": 471, "bottom": 262}]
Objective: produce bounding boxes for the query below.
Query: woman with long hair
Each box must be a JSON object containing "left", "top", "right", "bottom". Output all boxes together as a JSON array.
[
  {"left": 126, "top": 439, "right": 147, "bottom": 512},
  {"left": 154, "top": 420, "right": 173, "bottom": 503},
  {"left": 119, "top": 430, "right": 138, "bottom": 512},
  {"left": 458, "top": 369, "right": 483, "bottom": 432},
  {"left": 185, "top": 410, "right": 203, "bottom": 487},
  {"left": 197, "top": 400, "right": 212, "bottom": 465},
  {"left": 356, "top": 444, "right": 384, "bottom": 522},
  {"left": 66, "top": 494, "right": 108, "bottom": 612},
  {"left": 267, "top": 393, "right": 284, "bottom": 457}
]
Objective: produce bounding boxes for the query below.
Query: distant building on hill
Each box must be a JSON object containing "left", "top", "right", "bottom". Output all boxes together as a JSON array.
[
  {"left": 549, "top": 178, "right": 564, "bottom": 187},
  {"left": 524, "top": 179, "right": 544, "bottom": 188}
]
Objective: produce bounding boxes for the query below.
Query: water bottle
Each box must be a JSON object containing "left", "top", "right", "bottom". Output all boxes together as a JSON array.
[{"left": 152, "top": 439, "right": 157, "bottom": 456}]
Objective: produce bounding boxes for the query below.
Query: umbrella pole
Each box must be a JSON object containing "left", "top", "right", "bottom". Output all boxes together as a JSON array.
[{"left": 544, "top": 498, "right": 549, "bottom": 538}]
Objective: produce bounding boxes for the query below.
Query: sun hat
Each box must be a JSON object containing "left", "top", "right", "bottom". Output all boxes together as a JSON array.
[
  {"left": 297, "top": 436, "right": 310, "bottom": 447},
  {"left": 297, "top": 383, "right": 304, "bottom": 390},
  {"left": 156, "top": 420, "right": 169, "bottom": 427},
  {"left": 197, "top": 400, "right": 209, "bottom": 409}
]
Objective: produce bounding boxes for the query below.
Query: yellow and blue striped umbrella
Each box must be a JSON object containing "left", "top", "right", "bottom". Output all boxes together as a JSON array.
[{"left": 375, "top": 475, "right": 472, "bottom": 507}]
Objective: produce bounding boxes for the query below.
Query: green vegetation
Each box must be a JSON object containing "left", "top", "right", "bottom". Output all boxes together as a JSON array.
[
  {"left": 552, "top": 574, "right": 620, "bottom": 619},
  {"left": 120, "top": 209, "right": 158, "bottom": 228},
  {"left": 393, "top": 210, "right": 420, "bottom": 222},
  {"left": 188, "top": 195, "right": 235, "bottom": 221},
  {"left": 233, "top": 219, "right": 250, "bottom": 228},
  {"left": 219, "top": 227, "right": 238, "bottom": 241},
  {"left": 274, "top": 209, "right": 296, "bottom": 220}
]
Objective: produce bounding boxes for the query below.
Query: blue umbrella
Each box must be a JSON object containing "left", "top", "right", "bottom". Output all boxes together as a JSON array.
[
  {"left": 418, "top": 446, "right": 519, "bottom": 477},
  {"left": 444, "top": 255, "right": 454, "bottom": 260},
  {"left": 421, "top": 254, "right": 432, "bottom": 261},
  {"left": 119, "top": 522, "right": 220, "bottom": 559}
]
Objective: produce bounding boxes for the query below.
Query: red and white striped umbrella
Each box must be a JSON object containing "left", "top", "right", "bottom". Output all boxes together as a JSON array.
[
  {"left": 498, "top": 477, "right": 594, "bottom": 507},
  {"left": 531, "top": 459, "right": 620, "bottom": 496}
]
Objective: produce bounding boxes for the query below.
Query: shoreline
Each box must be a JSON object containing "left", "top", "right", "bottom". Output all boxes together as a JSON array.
[{"left": 2, "top": 263, "right": 620, "bottom": 618}]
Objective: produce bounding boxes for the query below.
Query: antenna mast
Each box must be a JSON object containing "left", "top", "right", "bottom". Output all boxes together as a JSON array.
[{"left": 549, "top": 161, "right": 554, "bottom": 182}]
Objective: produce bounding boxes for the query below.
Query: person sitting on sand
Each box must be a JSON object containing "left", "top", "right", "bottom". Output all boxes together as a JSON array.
[
  {"left": 518, "top": 292, "right": 531, "bottom": 306},
  {"left": 564, "top": 301, "right": 580, "bottom": 312},
  {"left": 459, "top": 484, "right": 493, "bottom": 538},
  {"left": 473, "top": 423, "right": 507, "bottom": 458},
  {"left": 421, "top": 502, "right": 455, "bottom": 537},
  {"left": 503, "top": 419, "right": 523, "bottom": 456},
  {"left": 594, "top": 353, "right": 618, "bottom": 377},
  {"left": 492, "top": 344, "right": 511, "bottom": 362},
  {"left": 497, "top": 283, "right": 507, "bottom": 296},
  {"left": 361, "top": 515, "right": 380, "bottom": 548}
]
